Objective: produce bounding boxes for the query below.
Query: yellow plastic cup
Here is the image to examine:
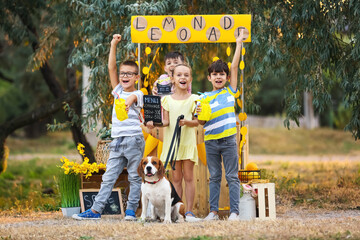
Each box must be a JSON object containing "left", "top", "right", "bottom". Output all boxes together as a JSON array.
[
  {"left": 115, "top": 98, "right": 128, "bottom": 121},
  {"left": 197, "top": 99, "right": 211, "bottom": 121}
]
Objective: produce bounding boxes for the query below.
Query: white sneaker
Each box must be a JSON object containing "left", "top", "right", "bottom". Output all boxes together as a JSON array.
[
  {"left": 204, "top": 212, "right": 219, "bottom": 221},
  {"left": 228, "top": 212, "right": 239, "bottom": 221},
  {"left": 124, "top": 215, "right": 137, "bottom": 221},
  {"left": 185, "top": 215, "right": 202, "bottom": 222}
]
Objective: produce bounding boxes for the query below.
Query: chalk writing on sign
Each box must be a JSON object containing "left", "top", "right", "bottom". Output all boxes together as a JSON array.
[
  {"left": 79, "top": 188, "right": 124, "bottom": 216},
  {"left": 143, "top": 95, "right": 162, "bottom": 123}
]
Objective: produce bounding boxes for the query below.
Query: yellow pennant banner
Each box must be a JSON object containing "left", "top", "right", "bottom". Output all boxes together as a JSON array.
[{"left": 131, "top": 14, "right": 251, "bottom": 43}]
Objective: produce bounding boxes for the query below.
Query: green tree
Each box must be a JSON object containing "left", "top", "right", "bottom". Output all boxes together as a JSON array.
[
  {"left": 0, "top": 0, "right": 95, "bottom": 165},
  {"left": 70, "top": 0, "right": 359, "bottom": 140},
  {"left": 1, "top": 0, "right": 359, "bottom": 166}
]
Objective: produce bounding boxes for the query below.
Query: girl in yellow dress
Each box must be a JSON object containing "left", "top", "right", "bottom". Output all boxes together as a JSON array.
[{"left": 147, "top": 63, "right": 200, "bottom": 222}]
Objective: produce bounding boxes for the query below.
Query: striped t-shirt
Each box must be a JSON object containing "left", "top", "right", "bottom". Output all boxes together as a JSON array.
[
  {"left": 199, "top": 86, "right": 238, "bottom": 141},
  {"left": 111, "top": 84, "right": 144, "bottom": 138}
]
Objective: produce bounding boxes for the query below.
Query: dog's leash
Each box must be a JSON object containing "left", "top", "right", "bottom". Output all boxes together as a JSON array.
[{"left": 164, "top": 115, "right": 184, "bottom": 170}]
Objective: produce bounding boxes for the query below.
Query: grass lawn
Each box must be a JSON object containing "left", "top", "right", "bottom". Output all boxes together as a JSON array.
[
  {"left": 1, "top": 128, "right": 359, "bottom": 213},
  {"left": 249, "top": 127, "right": 360, "bottom": 155}
]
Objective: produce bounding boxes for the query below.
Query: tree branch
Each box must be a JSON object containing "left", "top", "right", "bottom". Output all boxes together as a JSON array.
[
  {"left": 0, "top": 71, "right": 14, "bottom": 83},
  {"left": 0, "top": 90, "right": 80, "bottom": 161}
]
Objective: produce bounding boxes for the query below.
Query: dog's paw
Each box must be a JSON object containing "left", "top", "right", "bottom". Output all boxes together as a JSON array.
[
  {"left": 175, "top": 217, "right": 185, "bottom": 223},
  {"left": 163, "top": 218, "right": 172, "bottom": 224}
]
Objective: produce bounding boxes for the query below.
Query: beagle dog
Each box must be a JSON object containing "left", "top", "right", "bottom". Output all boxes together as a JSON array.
[{"left": 137, "top": 156, "right": 185, "bottom": 223}]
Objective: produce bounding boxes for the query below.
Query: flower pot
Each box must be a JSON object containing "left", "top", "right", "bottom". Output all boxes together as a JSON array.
[{"left": 61, "top": 207, "right": 80, "bottom": 217}]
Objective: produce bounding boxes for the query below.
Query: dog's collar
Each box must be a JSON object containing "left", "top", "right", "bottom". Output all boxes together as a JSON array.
[{"left": 144, "top": 178, "right": 161, "bottom": 184}]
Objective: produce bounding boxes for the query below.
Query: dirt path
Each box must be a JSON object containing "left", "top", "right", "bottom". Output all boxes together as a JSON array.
[
  {"left": 10, "top": 153, "right": 360, "bottom": 162},
  {"left": 1, "top": 209, "right": 360, "bottom": 239}
]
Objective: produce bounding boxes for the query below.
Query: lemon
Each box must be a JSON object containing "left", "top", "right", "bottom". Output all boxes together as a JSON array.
[
  {"left": 145, "top": 47, "right": 151, "bottom": 55},
  {"left": 245, "top": 162, "right": 258, "bottom": 171},
  {"left": 142, "top": 66, "right": 149, "bottom": 75},
  {"left": 247, "top": 172, "right": 260, "bottom": 179},
  {"left": 238, "top": 112, "right": 247, "bottom": 121},
  {"left": 140, "top": 88, "right": 148, "bottom": 95}
]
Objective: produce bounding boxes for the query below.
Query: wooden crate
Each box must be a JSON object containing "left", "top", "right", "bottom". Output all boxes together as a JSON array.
[{"left": 251, "top": 183, "right": 276, "bottom": 219}]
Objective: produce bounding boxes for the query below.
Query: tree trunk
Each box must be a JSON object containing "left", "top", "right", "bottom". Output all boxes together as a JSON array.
[
  {"left": 18, "top": 11, "right": 95, "bottom": 163},
  {"left": 0, "top": 90, "right": 80, "bottom": 164}
]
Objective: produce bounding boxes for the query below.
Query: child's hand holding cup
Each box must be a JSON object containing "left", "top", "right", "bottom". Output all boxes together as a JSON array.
[
  {"left": 115, "top": 98, "right": 128, "bottom": 121},
  {"left": 196, "top": 99, "right": 211, "bottom": 121}
]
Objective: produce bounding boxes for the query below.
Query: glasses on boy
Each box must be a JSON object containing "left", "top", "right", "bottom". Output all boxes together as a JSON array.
[{"left": 119, "top": 72, "right": 138, "bottom": 78}]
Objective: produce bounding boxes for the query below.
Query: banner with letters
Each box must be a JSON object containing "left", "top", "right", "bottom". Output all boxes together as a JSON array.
[{"left": 131, "top": 14, "right": 251, "bottom": 43}]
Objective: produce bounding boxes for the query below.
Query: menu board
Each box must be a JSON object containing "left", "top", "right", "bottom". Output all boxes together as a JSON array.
[{"left": 143, "top": 95, "right": 162, "bottom": 123}]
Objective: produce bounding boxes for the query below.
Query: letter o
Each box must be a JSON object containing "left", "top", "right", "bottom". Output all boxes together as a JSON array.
[{"left": 177, "top": 27, "right": 191, "bottom": 42}]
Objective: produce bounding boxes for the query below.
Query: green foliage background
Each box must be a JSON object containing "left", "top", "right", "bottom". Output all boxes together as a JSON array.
[
  {"left": 1, "top": 0, "right": 359, "bottom": 140},
  {"left": 66, "top": 0, "right": 360, "bottom": 139}
]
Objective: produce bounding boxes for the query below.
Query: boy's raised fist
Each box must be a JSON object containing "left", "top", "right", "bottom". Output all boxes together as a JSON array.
[{"left": 111, "top": 34, "right": 122, "bottom": 45}]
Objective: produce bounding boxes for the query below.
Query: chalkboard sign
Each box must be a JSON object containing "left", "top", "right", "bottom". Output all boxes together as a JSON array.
[
  {"left": 157, "top": 83, "right": 172, "bottom": 95},
  {"left": 143, "top": 95, "right": 162, "bottom": 123},
  {"left": 79, "top": 188, "right": 124, "bottom": 216}
]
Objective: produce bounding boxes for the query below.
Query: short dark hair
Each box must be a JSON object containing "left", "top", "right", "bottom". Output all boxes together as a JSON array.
[
  {"left": 207, "top": 59, "right": 229, "bottom": 76},
  {"left": 120, "top": 60, "right": 139, "bottom": 73},
  {"left": 164, "top": 51, "right": 184, "bottom": 62}
]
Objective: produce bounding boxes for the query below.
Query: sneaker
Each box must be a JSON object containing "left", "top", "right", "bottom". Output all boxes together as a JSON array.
[
  {"left": 124, "top": 209, "right": 137, "bottom": 221},
  {"left": 228, "top": 212, "right": 239, "bottom": 221},
  {"left": 72, "top": 209, "right": 101, "bottom": 220},
  {"left": 185, "top": 211, "right": 202, "bottom": 222},
  {"left": 204, "top": 212, "right": 219, "bottom": 221}
]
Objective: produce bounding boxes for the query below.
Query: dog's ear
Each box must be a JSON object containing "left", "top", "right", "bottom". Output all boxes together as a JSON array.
[
  {"left": 137, "top": 158, "right": 145, "bottom": 179},
  {"left": 157, "top": 159, "right": 165, "bottom": 179}
]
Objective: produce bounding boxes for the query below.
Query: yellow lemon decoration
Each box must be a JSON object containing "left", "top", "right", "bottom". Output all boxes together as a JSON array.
[
  {"left": 239, "top": 61, "right": 245, "bottom": 70},
  {"left": 144, "top": 80, "right": 149, "bottom": 87},
  {"left": 238, "top": 112, "right": 247, "bottom": 121},
  {"left": 213, "top": 56, "right": 219, "bottom": 62},
  {"left": 240, "top": 126, "right": 247, "bottom": 136},
  {"left": 246, "top": 162, "right": 258, "bottom": 171},
  {"left": 239, "top": 139, "right": 246, "bottom": 150},
  {"left": 227, "top": 62, "right": 231, "bottom": 69},
  {"left": 145, "top": 47, "right": 151, "bottom": 55},
  {"left": 242, "top": 47, "right": 246, "bottom": 56},
  {"left": 142, "top": 66, "right": 149, "bottom": 75},
  {"left": 237, "top": 99, "right": 242, "bottom": 108},
  {"left": 135, "top": 60, "right": 139, "bottom": 66},
  {"left": 234, "top": 89, "right": 240, "bottom": 98},
  {"left": 226, "top": 46, "right": 231, "bottom": 56},
  {"left": 140, "top": 87, "right": 148, "bottom": 95},
  {"left": 135, "top": 48, "right": 138, "bottom": 57}
]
